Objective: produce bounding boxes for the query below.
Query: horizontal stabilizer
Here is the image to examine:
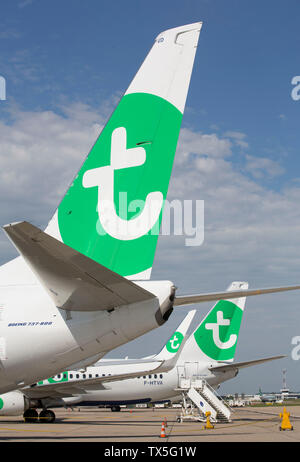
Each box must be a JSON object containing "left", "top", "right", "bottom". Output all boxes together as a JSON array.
[
  {"left": 209, "top": 355, "right": 286, "bottom": 373},
  {"left": 3, "top": 221, "right": 155, "bottom": 311},
  {"left": 174, "top": 285, "right": 300, "bottom": 306}
]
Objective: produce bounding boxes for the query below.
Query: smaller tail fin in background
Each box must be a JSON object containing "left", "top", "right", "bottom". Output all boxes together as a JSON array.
[
  {"left": 178, "top": 282, "right": 248, "bottom": 363},
  {"left": 153, "top": 310, "right": 196, "bottom": 361}
]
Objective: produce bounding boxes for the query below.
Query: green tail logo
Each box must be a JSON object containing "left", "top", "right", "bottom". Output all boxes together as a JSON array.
[
  {"left": 166, "top": 331, "right": 184, "bottom": 353},
  {"left": 194, "top": 300, "right": 244, "bottom": 361},
  {"left": 82, "top": 126, "right": 163, "bottom": 241},
  {"left": 57, "top": 93, "right": 182, "bottom": 277}
]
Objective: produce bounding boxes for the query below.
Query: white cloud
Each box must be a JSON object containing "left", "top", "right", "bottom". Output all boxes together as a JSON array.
[
  {"left": 223, "top": 130, "right": 249, "bottom": 149},
  {"left": 177, "top": 128, "right": 233, "bottom": 164},
  {"left": 245, "top": 154, "right": 285, "bottom": 179},
  {"left": 18, "top": 0, "right": 34, "bottom": 8},
  {"left": 0, "top": 102, "right": 105, "bottom": 243},
  {"left": 0, "top": 28, "right": 22, "bottom": 39},
  {"left": 0, "top": 104, "right": 292, "bottom": 269}
]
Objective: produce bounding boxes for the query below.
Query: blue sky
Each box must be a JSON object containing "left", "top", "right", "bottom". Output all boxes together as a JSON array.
[
  {"left": 1, "top": 0, "right": 300, "bottom": 186},
  {"left": 1, "top": 0, "right": 300, "bottom": 394}
]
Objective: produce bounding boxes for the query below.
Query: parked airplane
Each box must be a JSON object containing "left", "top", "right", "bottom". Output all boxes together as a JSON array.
[
  {"left": 0, "top": 283, "right": 285, "bottom": 422},
  {"left": 0, "top": 310, "right": 196, "bottom": 422},
  {"left": 0, "top": 22, "right": 299, "bottom": 403},
  {"left": 258, "top": 389, "right": 282, "bottom": 403}
]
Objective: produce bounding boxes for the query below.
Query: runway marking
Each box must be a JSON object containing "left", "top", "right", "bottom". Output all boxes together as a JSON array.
[{"left": 0, "top": 426, "right": 59, "bottom": 434}]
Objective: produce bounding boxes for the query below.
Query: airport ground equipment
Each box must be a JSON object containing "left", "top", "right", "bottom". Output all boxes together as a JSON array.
[
  {"left": 203, "top": 411, "right": 214, "bottom": 429},
  {"left": 176, "top": 378, "right": 232, "bottom": 423},
  {"left": 160, "top": 422, "right": 167, "bottom": 438},
  {"left": 279, "top": 407, "right": 293, "bottom": 431}
]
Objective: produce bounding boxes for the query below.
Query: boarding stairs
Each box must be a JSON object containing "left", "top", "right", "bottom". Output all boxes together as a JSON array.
[{"left": 175, "top": 365, "right": 232, "bottom": 423}]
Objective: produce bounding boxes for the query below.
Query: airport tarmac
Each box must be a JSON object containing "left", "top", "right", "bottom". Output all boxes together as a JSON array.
[{"left": 0, "top": 405, "right": 300, "bottom": 443}]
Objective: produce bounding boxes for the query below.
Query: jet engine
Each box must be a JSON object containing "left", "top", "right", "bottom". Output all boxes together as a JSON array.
[{"left": 0, "top": 390, "right": 29, "bottom": 416}]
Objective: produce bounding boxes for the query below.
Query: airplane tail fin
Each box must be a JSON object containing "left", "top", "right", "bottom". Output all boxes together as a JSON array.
[
  {"left": 45, "top": 22, "right": 203, "bottom": 280},
  {"left": 179, "top": 282, "right": 248, "bottom": 363},
  {"left": 153, "top": 310, "right": 196, "bottom": 361}
]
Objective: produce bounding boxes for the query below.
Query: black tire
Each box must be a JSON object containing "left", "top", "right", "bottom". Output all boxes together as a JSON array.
[
  {"left": 39, "top": 409, "right": 56, "bottom": 423},
  {"left": 111, "top": 405, "right": 121, "bottom": 412},
  {"left": 23, "top": 409, "right": 39, "bottom": 423}
]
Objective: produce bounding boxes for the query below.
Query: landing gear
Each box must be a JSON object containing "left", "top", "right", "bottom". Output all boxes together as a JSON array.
[
  {"left": 23, "top": 409, "right": 39, "bottom": 423},
  {"left": 111, "top": 405, "right": 121, "bottom": 412},
  {"left": 23, "top": 408, "right": 56, "bottom": 423},
  {"left": 39, "top": 409, "right": 56, "bottom": 423}
]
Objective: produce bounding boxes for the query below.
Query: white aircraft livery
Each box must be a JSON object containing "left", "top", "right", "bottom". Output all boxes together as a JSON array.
[
  {"left": 0, "top": 22, "right": 299, "bottom": 404},
  {"left": 0, "top": 284, "right": 285, "bottom": 422},
  {"left": 0, "top": 309, "right": 196, "bottom": 422}
]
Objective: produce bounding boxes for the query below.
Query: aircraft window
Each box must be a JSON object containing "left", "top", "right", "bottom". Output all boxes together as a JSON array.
[
  {"left": 57, "top": 374, "right": 61, "bottom": 379},
  {"left": 160, "top": 374, "right": 163, "bottom": 379},
  {"left": 143, "top": 376, "right": 146, "bottom": 379},
  {"left": 89, "top": 374, "right": 92, "bottom": 378},
  {"left": 83, "top": 374, "right": 86, "bottom": 379},
  {"left": 102, "top": 374, "right": 105, "bottom": 376},
  {"left": 63, "top": 373, "right": 67, "bottom": 379},
  {"left": 70, "top": 374, "right": 73, "bottom": 379},
  {"left": 76, "top": 374, "right": 79, "bottom": 379},
  {"left": 148, "top": 375, "right": 152, "bottom": 379},
  {"left": 154, "top": 374, "right": 157, "bottom": 379},
  {"left": 96, "top": 374, "right": 99, "bottom": 377}
]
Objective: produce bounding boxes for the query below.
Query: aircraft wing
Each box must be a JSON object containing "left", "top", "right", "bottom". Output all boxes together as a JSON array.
[
  {"left": 3, "top": 221, "right": 155, "bottom": 311},
  {"left": 22, "top": 360, "right": 172, "bottom": 398},
  {"left": 174, "top": 286, "right": 300, "bottom": 306},
  {"left": 208, "top": 355, "right": 286, "bottom": 373}
]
